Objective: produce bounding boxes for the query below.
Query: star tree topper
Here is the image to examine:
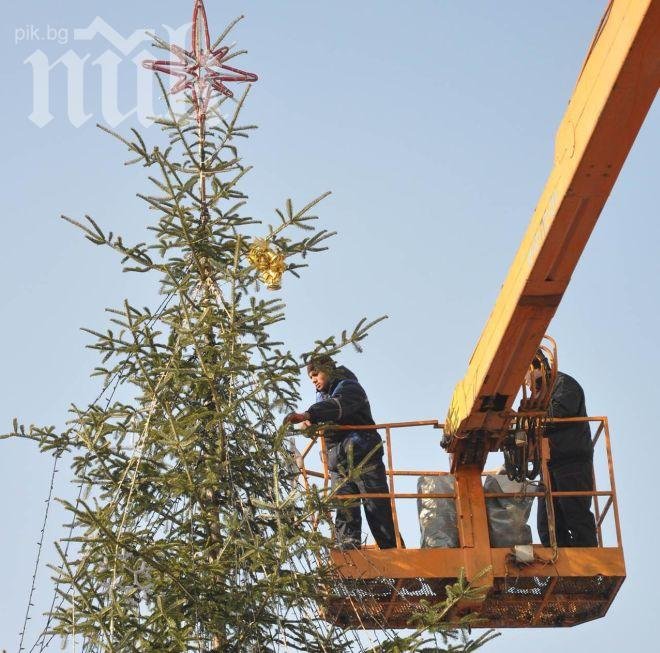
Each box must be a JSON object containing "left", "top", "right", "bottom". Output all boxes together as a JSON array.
[{"left": 143, "top": 0, "right": 258, "bottom": 122}]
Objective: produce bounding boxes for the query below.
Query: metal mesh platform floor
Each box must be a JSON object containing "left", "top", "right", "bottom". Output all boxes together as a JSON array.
[
  {"left": 326, "top": 574, "right": 623, "bottom": 629},
  {"left": 325, "top": 547, "right": 625, "bottom": 629}
]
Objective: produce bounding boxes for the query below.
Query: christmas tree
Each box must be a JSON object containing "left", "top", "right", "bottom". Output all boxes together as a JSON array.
[{"left": 7, "top": 2, "right": 497, "bottom": 651}]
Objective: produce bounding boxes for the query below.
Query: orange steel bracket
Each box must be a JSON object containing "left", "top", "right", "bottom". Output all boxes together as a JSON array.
[
  {"left": 454, "top": 466, "right": 494, "bottom": 595},
  {"left": 444, "top": 0, "right": 660, "bottom": 468}
]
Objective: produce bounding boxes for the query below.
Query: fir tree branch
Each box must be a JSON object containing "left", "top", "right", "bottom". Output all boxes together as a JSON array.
[
  {"left": 154, "top": 74, "right": 199, "bottom": 167},
  {"left": 61, "top": 214, "right": 162, "bottom": 275},
  {"left": 302, "top": 315, "right": 389, "bottom": 363},
  {"left": 211, "top": 15, "right": 245, "bottom": 51}
]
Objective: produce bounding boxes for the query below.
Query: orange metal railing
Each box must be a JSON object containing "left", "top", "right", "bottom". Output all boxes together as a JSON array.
[{"left": 292, "top": 416, "right": 622, "bottom": 550}]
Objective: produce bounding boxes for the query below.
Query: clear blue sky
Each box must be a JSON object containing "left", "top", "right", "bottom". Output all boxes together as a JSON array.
[{"left": 1, "top": 1, "right": 658, "bottom": 651}]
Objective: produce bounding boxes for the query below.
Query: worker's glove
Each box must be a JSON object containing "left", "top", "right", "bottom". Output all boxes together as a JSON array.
[{"left": 284, "top": 411, "right": 310, "bottom": 426}]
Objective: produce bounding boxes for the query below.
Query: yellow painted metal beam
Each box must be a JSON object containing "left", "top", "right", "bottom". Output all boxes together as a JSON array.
[{"left": 445, "top": 0, "right": 660, "bottom": 465}]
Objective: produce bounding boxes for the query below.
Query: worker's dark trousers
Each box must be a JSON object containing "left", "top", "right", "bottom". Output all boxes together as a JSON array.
[
  {"left": 537, "top": 459, "right": 598, "bottom": 547},
  {"left": 329, "top": 438, "right": 397, "bottom": 550}
]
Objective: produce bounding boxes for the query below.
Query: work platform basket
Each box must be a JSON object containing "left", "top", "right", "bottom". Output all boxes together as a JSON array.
[{"left": 294, "top": 417, "right": 624, "bottom": 629}]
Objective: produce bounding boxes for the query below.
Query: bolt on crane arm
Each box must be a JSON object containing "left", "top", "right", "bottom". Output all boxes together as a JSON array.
[{"left": 444, "top": 0, "right": 660, "bottom": 469}]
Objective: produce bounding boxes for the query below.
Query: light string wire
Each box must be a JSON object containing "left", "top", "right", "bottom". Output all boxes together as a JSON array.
[
  {"left": 24, "top": 280, "right": 194, "bottom": 652},
  {"left": 33, "top": 252, "right": 249, "bottom": 651},
  {"left": 18, "top": 453, "right": 59, "bottom": 650}
]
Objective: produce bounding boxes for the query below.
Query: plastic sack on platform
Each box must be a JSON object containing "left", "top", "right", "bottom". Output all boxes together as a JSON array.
[
  {"left": 417, "top": 474, "right": 533, "bottom": 548},
  {"left": 417, "top": 475, "right": 458, "bottom": 548},
  {"left": 484, "top": 474, "right": 533, "bottom": 547}
]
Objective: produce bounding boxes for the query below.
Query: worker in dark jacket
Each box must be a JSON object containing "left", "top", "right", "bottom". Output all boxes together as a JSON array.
[
  {"left": 536, "top": 361, "right": 598, "bottom": 547},
  {"left": 285, "top": 355, "right": 397, "bottom": 550}
]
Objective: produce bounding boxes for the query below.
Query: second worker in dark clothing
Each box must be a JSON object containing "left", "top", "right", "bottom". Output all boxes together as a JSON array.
[
  {"left": 285, "top": 356, "right": 397, "bottom": 550},
  {"left": 537, "top": 369, "right": 598, "bottom": 547}
]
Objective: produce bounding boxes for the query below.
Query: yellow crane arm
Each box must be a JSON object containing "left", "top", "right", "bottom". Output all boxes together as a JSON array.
[{"left": 445, "top": 0, "right": 660, "bottom": 466}]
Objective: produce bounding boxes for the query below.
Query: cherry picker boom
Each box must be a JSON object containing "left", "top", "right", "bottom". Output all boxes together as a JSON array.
[{"left": 444, "top": 0, "right": 660, "bottom": 468}]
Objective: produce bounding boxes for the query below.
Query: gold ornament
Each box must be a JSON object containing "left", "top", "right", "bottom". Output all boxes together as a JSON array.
[{"left": 248, "top": 240, "right": 286, "bottom": 290}]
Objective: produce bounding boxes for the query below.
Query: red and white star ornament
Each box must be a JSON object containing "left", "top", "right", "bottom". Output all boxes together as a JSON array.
[{"left": 143, "top": 0, "right": 258, "bottom": 121}]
